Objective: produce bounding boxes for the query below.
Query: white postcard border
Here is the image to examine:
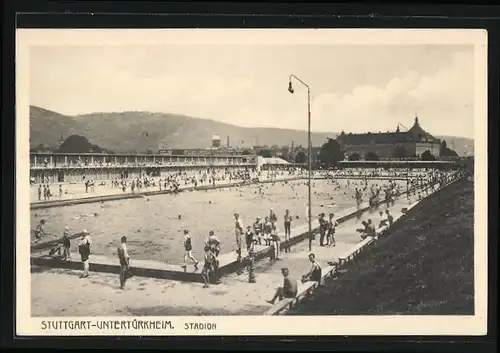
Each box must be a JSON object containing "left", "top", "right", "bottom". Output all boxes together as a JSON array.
[{"left": 16, "top": 28, "right": 488, "bottom": 336}]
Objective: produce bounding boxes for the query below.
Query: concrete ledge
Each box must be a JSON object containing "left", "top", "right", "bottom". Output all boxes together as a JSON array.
[
  {"left": 338, "top": 237, "right": 375, "bottom": 266},
  {"left": 32, "top": 244, "right": 273, "bottom": 283},
  {"left": 265, "top": 264, "right": 338, "bottom": 316},
  {"left": 30, "top": 177, "right": 304, "bottom": 210}
]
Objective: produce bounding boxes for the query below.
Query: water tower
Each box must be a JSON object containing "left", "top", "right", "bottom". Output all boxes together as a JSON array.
[{"left": 212, "top": 134, "right": 221, "bottom": 148}]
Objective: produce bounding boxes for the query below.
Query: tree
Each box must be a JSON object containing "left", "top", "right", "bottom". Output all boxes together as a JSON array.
[
  {"left": 145, "top": 149, "right": 154, "bottom": 154},
  {"left": 365, "top": 151, "right": 380, "bottom": 161},
  {"left": 57, "top": 135, "right": 103, "bottom": 153},
  {"left": 241, "top": 149, "right": 254, "bottom": 155},
  {"left": 440, "top": 140, "right": 459, "bottom": 157},
  {"left": 257, "top": 150, "right": 273, "bottom": 158},
  {"left": 442, "top": 148, "right": 459, "bottom": 157},
  {"left": 421, "top": 150, "right": 436, "bottom": 161},
  {"left": 295, "top": 151, "right": 307, "bottom": 164},
  {"left": 392, "top": 145, "right": 407, "bottom": 159},
  {"left": 279, "top": 146, "right": 290, "bottom": 159},
  {"left": 348, "top": 153, "right": 361, "bottom": 161},
  {"left": 318, "top": 138, "right": 343, "bottom": 168},
  {"left": 31, "top": 144, "right": 48, "bottom": 153}
]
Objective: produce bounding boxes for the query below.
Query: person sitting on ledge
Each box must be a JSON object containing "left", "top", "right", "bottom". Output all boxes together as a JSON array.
[
  {"left": 302, "top": 253, "right": 322, "bottom": 284},
  {"left": 266, "top": 268, "right": 298, "bottom": 305},
  {"left": 378, "top": 211, "right": 388, "bottom": 228},
  {"left": 356, "top": 220, "right": 369, "bottom": 238},
  {"left": 357, "top": 219, "right": 376, "bottom": 240},
  {"left": 385, "top": 209, "right": 394, "bottom": 227}
]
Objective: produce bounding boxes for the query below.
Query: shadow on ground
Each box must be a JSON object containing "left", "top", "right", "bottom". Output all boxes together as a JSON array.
[{"left": 127, "top": 304, "right": 269, "bottom": 316}]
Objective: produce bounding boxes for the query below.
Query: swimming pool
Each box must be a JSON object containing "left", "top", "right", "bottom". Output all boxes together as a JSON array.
[{"left": 31, "top": 179, "right": 402, "bottom": 263}]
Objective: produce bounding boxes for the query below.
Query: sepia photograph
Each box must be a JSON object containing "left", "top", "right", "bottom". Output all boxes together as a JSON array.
[{"left": 16, "top": 28, "right": 488, "bottom": 336}]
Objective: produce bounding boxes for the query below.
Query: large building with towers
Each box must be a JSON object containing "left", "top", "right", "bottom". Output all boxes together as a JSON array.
[{"left": 335, "top": 116, "right": 441, "bottom": 160}]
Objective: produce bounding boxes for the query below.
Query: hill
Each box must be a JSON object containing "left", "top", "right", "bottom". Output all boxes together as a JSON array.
[
  {"left": 29, "top": 106, "right": 474, "bottom": 155},
  {"left": 288, "top": 178, "right": 474, "bottom": 315},
  {"left": 29, "top": 106, "right": 334, "bottom": 152}
]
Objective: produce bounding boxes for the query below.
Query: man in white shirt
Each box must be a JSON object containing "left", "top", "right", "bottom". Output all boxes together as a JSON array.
[
  {"left": 234, "top": 213, "right": 244, "bottom": 275},
  {"left": 117, "top": 235, "right": 130, "bottom": 289},
  {"left": 78, "top": 230, "right": 91, "bottom": 278}
]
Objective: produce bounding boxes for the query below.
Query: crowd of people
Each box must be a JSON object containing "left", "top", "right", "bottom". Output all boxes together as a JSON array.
[
  {"left": 31, "top": 155, "right": 256, "bottom": 169},
  {"left": 33, "top": 165, "right": 465, "bottom": 293},
  {"left": 33, "top": 165, "right": 310, "bottom": 201}
]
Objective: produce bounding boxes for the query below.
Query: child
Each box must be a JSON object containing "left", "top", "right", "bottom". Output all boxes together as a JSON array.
[
  {"left": 252, "top": 217, "right": 263, "bottom": 245},
  {"left": 201, "top": 246, "right": 213, "bottom": 288},
  {"left": 318, "top": 213, "right": 328, "bottom": 246},
  {"left": 271, "top": 224, "right": 281, "bottom": 260},
  {"left": 205, "top": 230, "right": 221, "bottom": 257},
  {"left": 62, "top": 226, "right": 71, "bottom": 261},
  {"left": 328, "top": 213, "right": 339, "bottom": 247},
  {"left": 245, "top": 225, "right": 254, "bottom": 252},
  {"left": 263, "top": 217, "right": 272, "bottom": 246}
]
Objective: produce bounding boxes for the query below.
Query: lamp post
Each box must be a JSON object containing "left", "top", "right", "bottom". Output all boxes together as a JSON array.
[{"left": 288, "top": 74, "right": 313, "bottom": 251}]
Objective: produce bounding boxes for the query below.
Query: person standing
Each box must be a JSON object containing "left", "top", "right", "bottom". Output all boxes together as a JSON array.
[
  {"left": 327, "top": 213, "right": 339, "bottom": 247},
  {"left": 62, "top": 226, "right": 71, "bottom": 261},
  {"left": 252, "top": 217, "right": 263, "bottom": 245},
  {"left": 234, "top": 213, "right": 244, "bottom": 274},
  {"left": 78, "top": 230, "right": 91, "bottom": 278},
  {"left": 283, "top": 209, "right": 292, "bottom": 253},
  {"left": 269, "top": 208, "right": 278, "bottom": 225},
  {"left": 201, "top": 245, "right": 215, "bottom": 288},
  {"left": 182, "top": 229, "right": 199, "bottom": 269},
  {"left": 234, "top": 213, "right": 244, "bottom": 251},
  {"left": 247, "top": 230, "right": 257, "bottom": 283},
  {"left": 271, "top": 224, "right": 281, "bottom": 260},
  {"left": 245, "top": 225, "right": 254, "bottom": 252},
  {"left": 263, "top": 217, "right": 272, "bottom": 246},
  {"left": 37, "top": 185, "right": 42, "bottom": 201},
  {"left": 117, "top": 235, "right": 130, "bottom": 289},
  {"left": 205, "top": 230, "right": 221, "bottom": 257},
  {"left": 318, "top": 213, "right": 328, "bottom": 246}
]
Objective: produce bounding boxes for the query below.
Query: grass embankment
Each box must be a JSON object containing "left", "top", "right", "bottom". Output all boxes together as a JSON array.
[{"left": 290, "top": 178, "right": 474, "bottom": 315}]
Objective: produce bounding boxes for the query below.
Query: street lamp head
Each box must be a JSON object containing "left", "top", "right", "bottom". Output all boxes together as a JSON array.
[{"left": 288, "top": 81, "right": 294, "bottom": 94}]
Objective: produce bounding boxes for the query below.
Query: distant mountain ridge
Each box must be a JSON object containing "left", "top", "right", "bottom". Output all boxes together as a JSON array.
[{"left": 29, "top": 106, "right": 474, "bottom": 156}]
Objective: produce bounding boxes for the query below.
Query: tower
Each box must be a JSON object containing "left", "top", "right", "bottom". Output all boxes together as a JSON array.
[{"left": 212, "top": 134, "right": 221, "bottom": 148}]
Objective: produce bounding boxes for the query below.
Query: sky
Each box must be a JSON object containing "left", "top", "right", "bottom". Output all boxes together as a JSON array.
[{"left": 30, "top": 44, "right": 475, "bottom": 138}]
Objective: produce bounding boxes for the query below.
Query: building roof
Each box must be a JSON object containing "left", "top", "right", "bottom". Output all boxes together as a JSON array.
[
  {"left": 336, "top": 117, "right": 440, "bottom": 146},
  {"left": 261, "top": 157, "right": 291, "bottom": 165}
]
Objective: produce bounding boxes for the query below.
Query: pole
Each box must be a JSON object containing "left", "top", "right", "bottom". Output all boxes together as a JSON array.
[
  {"left": 289, "top": 74, "right": 313, "bottom": 252},
  {"left": 307, "top": 88, "right": 312, "bottom": 252}
]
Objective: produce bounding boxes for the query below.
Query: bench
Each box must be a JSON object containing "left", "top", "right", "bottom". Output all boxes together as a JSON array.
[
  {"left": 264, "top": 298, "right": 294, "bottom": 316},
  {"left": 264, "top": 280, "right": 318, "bottom": 316},
  {"left": 338, "top": 237, "right": 375, "bottom": 266},
  {"left": 321, "top": 265, "right": 338, "bottom": 280},
  {"left": 264, "top": 264, "right": 339, "bottom": 316}
]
